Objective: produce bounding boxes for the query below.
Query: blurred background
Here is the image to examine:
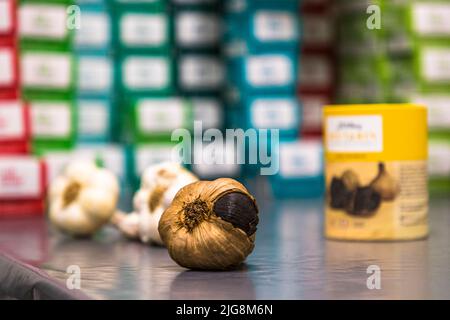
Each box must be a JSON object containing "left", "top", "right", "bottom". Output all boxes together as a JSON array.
[{"left": 0, "top": 0, "right": 449, "bottom": 217}]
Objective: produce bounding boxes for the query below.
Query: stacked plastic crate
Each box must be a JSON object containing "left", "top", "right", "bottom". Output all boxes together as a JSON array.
[
  {"left": 224, "top": 0, "right": 324, "bottom": 197},
  {"left": 0, "top": 0, "right": 46, "bottom": 217},
  {"left": 172, "top": 0, "right": 226, "bottom": 178},
  {"left": 336, "top": 1, "right": 450, "bottom": 194},
  {"left": 111, "top": 0, "right": 182, "bottom": 189},
  {"left": 406, "top": 1, "right": 450, "bottom": 194},
  {"left": 298, "top": 0, "right": 334, "bottom": 137},
  {"left": 19, "top": 0, "right": 76, "bottom": 155}
]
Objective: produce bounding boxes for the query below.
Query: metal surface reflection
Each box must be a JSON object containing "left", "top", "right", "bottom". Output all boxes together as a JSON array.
[{"left": 0, "top": 196, "right": 449, "bottom": 299}]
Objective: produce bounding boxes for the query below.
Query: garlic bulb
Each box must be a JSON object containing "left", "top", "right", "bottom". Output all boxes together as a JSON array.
[
  {"left": 48, "top": 161, "right": 119, "bottom": 236},
  {"left": 112, "top": 162, "right": 198, "bottom": 245},
  {"left": 158, "top": 178, "right": 259, "bottom": 270},
  {"left": 370, "top": 162, "right": 400, "bottom": 201}
]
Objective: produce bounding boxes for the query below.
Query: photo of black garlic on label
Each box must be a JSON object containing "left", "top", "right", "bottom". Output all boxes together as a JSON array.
[
  {"left": 346, "top": 186, "right": 382, "bottom": 217},
  {"left": 370, "top": 162, "right": 400, "bottom": 201},
  {"left": 329, "top": 177, "right": 354, "bottom": 209}
]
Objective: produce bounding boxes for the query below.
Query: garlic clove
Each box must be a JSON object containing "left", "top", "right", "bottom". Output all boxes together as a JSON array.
[
  {"left": 111, "top": 211, "right": 140, "bottom": 239},
  {"left": 48, "top": 176, "right": 70, "bottom": 200},
  {"left": 139, "top": 206, "right": 164, "bottom": 245},
  {"left": 78, "top": 187, "right": 117, "bottom": 223},
  {"left": 133, "top": 189, "right": 150, "bottom": 213},
  {"left": 91, "top": 168, "right": 120, "bottom": 196},
  {"left": 64, "top": 161, "right": 98, "bottom": 186},
  {"left": 50, "top": 200, "right": 97, "bottom": 236}
]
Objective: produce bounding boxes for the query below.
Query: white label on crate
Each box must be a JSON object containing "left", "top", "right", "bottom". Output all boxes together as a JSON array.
[
  {"left": 44, "top": 151, "right": 75, "bottom": 183},
  {"left": 123, "top": 57, "right": 169, "bottom": 89},
  {"left": 0, "top": 102, "right": 24, "bottom": 139},
  {"left": 78, "top": 101, "right": 108, "bottom": 135},
  {"left": 0, "top": 0, "right": 12, "bottom": 33},
  {"left": 246, "top": 55, "right": 292, "bottom": 87},
  {"left": 0, "top": 158, "right": 40, "bottom": 198},
  {"left": 254, "top": 11, "right": 297, "bottom": 42},
  {"left": 22, "top": 53, "right": 71, "bottom": 89},
  {"left": 301, "top": 95, "right": 327, "bottom": 130},
  {"left": 300, "top": 55, "right": 332, "bottom": 88},
  {"left": 97, "top": 146, "right": 125, "bottom": 180},
  {"left": 0, "top": 48, "right": 13, "bottom": 86},
  {"left": 193, "top": 142, "right": 240, "bottom": 177},
  {"left": 136, "top": 146, "right": 181, "bottom": 176},
  {"left": 413, "top": 3, "right": 450, "bottom": 36},
  {"left": 78, "top": 57, "right": 112, "bottom": 92},
  {"left": 75, "top": 12, "right": 109, "bottom": 48},
  {"left": 192, "top": 98, "right": 222, "bottom": 130},
  {"left": 121, "top": 14, "right": 167, "bottom": 46},
  {"left": 413, "top": 95, "right": 450, "bottom": 129},
  {"left": 428, "top": 141, "right": 450, "bottom": 177},
  {"left": 31, "top": 102, "right": 71, "bottom": 138},
  {"left": 19, "top": 4, "right": 67, "bottom": 39},
  {"left": 176, "top": 12, "right": 220, "bottom": 47},
  {"left": 303, "top": 15, "right": 333, "bottom": 46},
  {"left": 137, "top": 99, "right": 185, "bottom": 132},
  {"left": 251, "top": 99, "right": 297, "bottom": 129},
  {"left": 180, "top": 56, "right": 224, "bottom": 90},
  {"left": 326, "top": 115, "right": 383, "bottom": 153},
  {"left": 279, "top": 141, "right": 322, "bottom": 178},
  {"left": 422, "top": 47, "right": 450, "bottom": 83}
]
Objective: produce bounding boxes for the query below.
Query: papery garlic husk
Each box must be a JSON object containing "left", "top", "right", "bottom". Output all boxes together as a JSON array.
[
  {"left": 48, "top": 161, "right": 120, "bottom": 236},
  {"left": 158, "top": 178, "right": 259, "bottom": 270},
  {"left": 370, "top": 162, "right": 400, "bottom": 201},
  {"left": 112, "top": 162, "right": 198, "bottom": 245}
]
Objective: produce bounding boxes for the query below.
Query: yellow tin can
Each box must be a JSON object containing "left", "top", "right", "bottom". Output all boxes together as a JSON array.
[{"left": 323, "top": 104, "right": 428, "bottom": 241}]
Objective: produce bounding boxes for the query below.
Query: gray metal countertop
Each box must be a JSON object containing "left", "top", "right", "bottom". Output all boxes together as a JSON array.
[{"left": 0, "top": 194, "right": 449, "bottom": 300}]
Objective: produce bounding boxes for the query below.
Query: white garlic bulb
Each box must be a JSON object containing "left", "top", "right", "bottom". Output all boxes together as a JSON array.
[
  {"left": 48, "top": 161, "right": 120, "bottom": 236},
  {"left": 112, "top": 162, "right": 198, "bottom": 245}
]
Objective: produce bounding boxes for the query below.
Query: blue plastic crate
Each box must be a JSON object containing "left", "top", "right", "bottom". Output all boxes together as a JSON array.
[
  {"left": 270, "top": 139, "right": 325, "bottom": 199},
  {"left": 77, "top": 98, "right": 113, "bottom": 143}
]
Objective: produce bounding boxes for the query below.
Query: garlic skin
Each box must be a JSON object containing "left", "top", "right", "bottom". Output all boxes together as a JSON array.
[
  {"left": 158, "top": 178, "right": 259, "bottom": 270},
  {"left": 48, "top": 161, "right": 120, "bottom": 236},
  {"left": 112, "top": 162, "right": 198, "bottom": 245},
  {"left": 370, "top": 162, "right": 400, "bottom": 201}
]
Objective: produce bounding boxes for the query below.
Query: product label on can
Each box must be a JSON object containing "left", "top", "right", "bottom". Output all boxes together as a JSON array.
[
  {"left": 121, "top": 14, "right": 167, "bottom": 47},
  {"left": 19, "top": 4, "right": 68, "bottom": 39},
  {"left": 0, "top": 102, "right": 25, "bottom": 139},
  {"left": 324, "top": 105, "right": 428, "bottom": 241},
  {"left": 326, "top": 115, "right": 383, "bottom": 153},
  {"left": 303, "top": 15, "right": 333, "bottom": 47},
  {"left": 0, "top": 157, "right": 41, "bottom": 199},
  {"left": 31, "top": 102, "right": 72, "bottom": 138}
]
